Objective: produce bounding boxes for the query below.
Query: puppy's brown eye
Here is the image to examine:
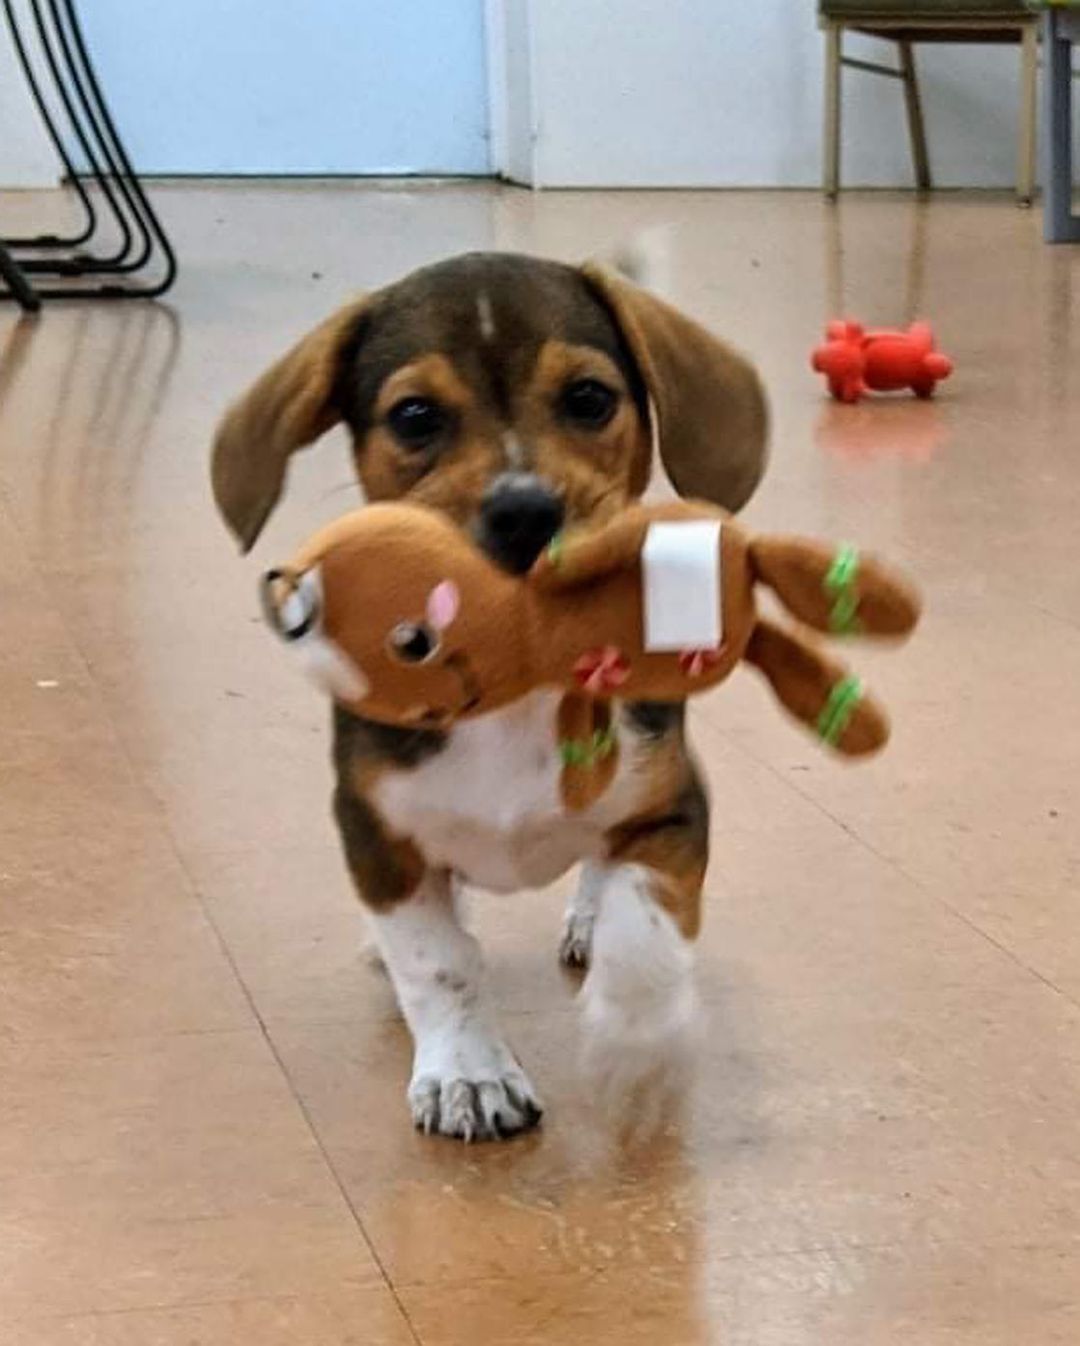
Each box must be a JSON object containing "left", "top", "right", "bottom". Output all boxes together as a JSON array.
[
  {"left": 387, "top": 621, "right": 439, "bottom": 664},
  {"left": 387, "top": 397, "right": 446, "bottom": 450},
  {"left": 559, "top": 378, "right": 617, "bottom": 429}
]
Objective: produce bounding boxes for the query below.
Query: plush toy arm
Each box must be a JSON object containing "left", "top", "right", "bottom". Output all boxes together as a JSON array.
[
  {"left": 749, "top": 537, "right": 919, "bottom": 637},
  {"left": 530, "top": 507, "right": 654, "bottom": 589},
  {"left": 532, "top": 500, "right": 734, "bottom": 590},
  {"left": 745, "top": 619, "right": 890, "bottom": 755}
]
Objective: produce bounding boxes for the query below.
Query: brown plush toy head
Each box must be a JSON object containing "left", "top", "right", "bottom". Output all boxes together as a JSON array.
[
  {"left": 263, "top": 500, "right": 920, "bottom": 804},
  {"left": 261, "top": 505, "right": 531, "bottom": 729}
]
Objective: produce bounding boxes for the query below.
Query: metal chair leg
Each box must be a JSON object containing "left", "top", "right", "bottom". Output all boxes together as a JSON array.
[
  {"left": 1, "top": 0, "right": 96, "bottom": 247},
  {"left": 824, "top": 22, "right": 842, "bottom": 200},
  {"left": 41, "top": 0, "right": 152, "bottom": 272},
  {"left": 52, "top": 0, "right": 176, "bottom": 293},
  {"left": 899, "top": 39, "right": 931, "bottom": 192},
  {"left": 0, "top": 244, "right": 41, "bottom": 312},
  {"left": 0, "top": 0, "right": 177, "bottom": 300},
  {"left": 1017, "top": 22, "right": 1038, "bottom": 207},
  {"left": 13, "top": 0, "right": 137, "bottom": 271}
]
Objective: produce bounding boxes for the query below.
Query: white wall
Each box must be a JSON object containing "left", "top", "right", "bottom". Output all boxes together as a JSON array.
[
  {"left": 501, "top": 0, "right": 1045, "bottom": 188},
  {"left": 0, "top": 0, "right": 490, "bottom": 182},
  {"left": 0, "top": 21, "right": 60, "bottom": 187},
  {"left": 1, "top": 1, "right": 1066, "bottom": 190}
]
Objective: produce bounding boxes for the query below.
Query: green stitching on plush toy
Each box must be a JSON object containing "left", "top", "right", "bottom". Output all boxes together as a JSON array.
[
  {"left": 559, "top": 739, "right": 584, "bottom": 767},
  {"left": 816, "top": 676, "right": 863, "bottom": 747},
  {"left": 559, "top": 726, "right": 616, "bottom": 768},
  {"left": 824, "top": 544, "right": 862, "bottom": 634}
]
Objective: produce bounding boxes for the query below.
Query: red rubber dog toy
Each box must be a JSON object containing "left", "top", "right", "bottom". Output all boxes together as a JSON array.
[{"left": 812, "top": 320, "right": 953, "bottom": 403}]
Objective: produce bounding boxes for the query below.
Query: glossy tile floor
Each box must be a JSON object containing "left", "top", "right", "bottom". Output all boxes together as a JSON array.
[{"left": 1, "top": 181, "right": 1079, "bottom": 1343}]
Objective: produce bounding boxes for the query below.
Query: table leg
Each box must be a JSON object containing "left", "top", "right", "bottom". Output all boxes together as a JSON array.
[{"left": 1044, "top": 10, "right": 1080, "bottom": 242}]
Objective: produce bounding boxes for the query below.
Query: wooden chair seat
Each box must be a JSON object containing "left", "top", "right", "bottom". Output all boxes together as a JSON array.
[{"left": 820, "top": 1, "right": 1039, "bottom": 201}]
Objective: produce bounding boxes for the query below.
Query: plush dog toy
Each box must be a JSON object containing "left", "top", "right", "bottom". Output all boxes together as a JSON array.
[{"left": 262, "top": 501, "right": 919, "bottom": 810}]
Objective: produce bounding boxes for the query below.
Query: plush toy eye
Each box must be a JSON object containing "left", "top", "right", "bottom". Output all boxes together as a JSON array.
[
  {"left": 386, "top": 397, "right": 447, "bottom": 451},
  {"left": 387, "top": 621, "right": 440, "bottom": 664},
  {"left": 559, "top": 378, "right": 617, "bottom": 429}
]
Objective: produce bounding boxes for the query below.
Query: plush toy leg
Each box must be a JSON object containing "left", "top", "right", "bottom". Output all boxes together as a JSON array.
[
  {"left": 559, "top": 695, "right": 619, "bottom": 811},
  {"left": 745, "top": 619, "right": 890, "bottom": 755},
  {"left": 749, "top": 539, "right": 920, "bottom": 637}
]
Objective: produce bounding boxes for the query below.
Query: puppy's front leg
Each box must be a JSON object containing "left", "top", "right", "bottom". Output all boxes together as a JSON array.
[
  {"left": 581, "top": 790, "right": 708, "bottom": 1114},
  {"left": 559, "top": 859, "right": 603, "bottom": 969},
  {"left": 580, "top": 864, "right": 700, "bottom": 1108},
  {"left": 370, "top": 872, "right": 543, "bottom": 1140}
]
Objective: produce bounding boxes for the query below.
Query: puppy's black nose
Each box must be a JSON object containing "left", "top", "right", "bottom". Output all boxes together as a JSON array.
[{"left": 478, "top": 472, "right": 565, "bottom": 574}]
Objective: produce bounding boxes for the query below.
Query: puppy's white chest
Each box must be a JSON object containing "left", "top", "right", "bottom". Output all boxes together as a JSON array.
[{"left": 372, "top": 691, "right": 638, "bottom": 892}]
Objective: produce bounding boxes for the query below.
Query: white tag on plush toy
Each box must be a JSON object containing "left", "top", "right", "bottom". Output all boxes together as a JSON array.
[{"left": 642, "top": 520, "right": 722, "bottom": 652}]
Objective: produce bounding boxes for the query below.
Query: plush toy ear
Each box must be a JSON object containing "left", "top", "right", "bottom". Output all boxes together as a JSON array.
[
  {"left": 580, "top": 263, "right": 768, "bottom": 508},
  {"left": 261, "top": 567, "right": 320, "bottom": 641},
  {"left": 426, "top": 580, "right": 460, "bottom": 631},
  {"left": 745, "top": 619, "right": 890, "bottom": 755},
  {"left": 259, "top": 565, "right": 371, "bottom": 705},
  {"left": 211, "top": 295, "right": 372, "bottom": 552},
  {"left": 749, "top": 537, "right": 920, "bottom": 638}
]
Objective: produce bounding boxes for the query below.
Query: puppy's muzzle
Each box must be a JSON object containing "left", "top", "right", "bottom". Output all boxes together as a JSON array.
[{"left": 478, "top": 472, "right": 565, "bottom": 575}]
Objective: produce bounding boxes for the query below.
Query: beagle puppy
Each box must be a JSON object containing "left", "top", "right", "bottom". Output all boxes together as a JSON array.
[{"left": 212, "top": 252, "right": 768, "bottom": 1140}]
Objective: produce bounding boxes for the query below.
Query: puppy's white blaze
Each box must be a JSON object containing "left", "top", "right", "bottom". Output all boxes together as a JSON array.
[
  {"left": 502, "top": 431, "right": 527, "bottom": 470},
  {"left": 476, "top": 291, "right": 496, "bottom": 342},
  {"left": 580, "top": 864, "right": 699, "bottom": 1119}
]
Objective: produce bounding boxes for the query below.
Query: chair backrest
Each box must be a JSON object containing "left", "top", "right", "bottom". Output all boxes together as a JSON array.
[{"left": 820, "top": 1, "right": 1035, "bottom": 18}]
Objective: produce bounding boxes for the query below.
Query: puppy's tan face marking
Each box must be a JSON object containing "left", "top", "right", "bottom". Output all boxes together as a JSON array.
[
  {"left": 360, "top": 354, "right": 498, "bottom": 519},
  {"left": 522, "top": 341, "right": 650, "bottom": 526},
  {"left": 354, "top": 337, "right": 650, "bottom": 536}
]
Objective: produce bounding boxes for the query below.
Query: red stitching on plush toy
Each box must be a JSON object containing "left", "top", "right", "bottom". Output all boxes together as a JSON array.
[
  {"left": 679, "top": 648, "right": 722, "bottom": 678},
  {"left": 573, "top": 646, "right": 631, "bottom": 693}
]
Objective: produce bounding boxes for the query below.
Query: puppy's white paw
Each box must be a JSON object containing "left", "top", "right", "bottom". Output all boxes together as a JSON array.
[
  {"left": 408, "top": 1026, "right": 543, "bottom": 1141},
  {"left": 579, "top": 865, "right": 700, "bottom": 1133},
  {"left": 581, "top": 981, "right": 699, "bottom": 1126},
  {"left": 558, "top": 907, "right": 594, "bottom": 969}
]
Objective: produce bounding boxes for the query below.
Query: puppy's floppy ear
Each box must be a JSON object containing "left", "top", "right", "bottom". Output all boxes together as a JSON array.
[
  {"left": 211, "top": 296, "right": 371, "bottom": 552},
  {"left": 580, "top": 263, "right": 768, "bottom": 510}
]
